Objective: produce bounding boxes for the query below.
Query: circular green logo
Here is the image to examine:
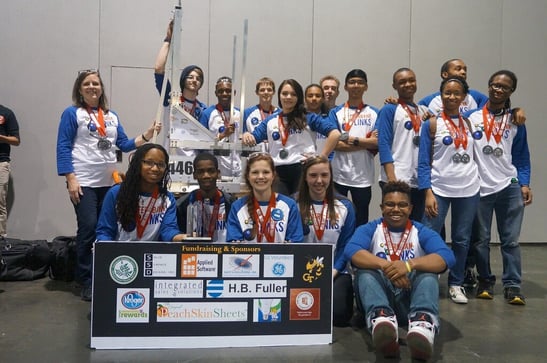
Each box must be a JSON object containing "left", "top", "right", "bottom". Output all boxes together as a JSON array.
[{"left": 109, "top": 255, "right": 138, "bottom": 285}]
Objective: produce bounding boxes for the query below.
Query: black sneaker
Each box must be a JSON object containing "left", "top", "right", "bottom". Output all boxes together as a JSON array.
[
  {"left": 81, "top": 286, "right": 92, "bottom": 302},
  {"left": 476, "top": 279, "right": 494, "bottom": 299},
  {"left": 463, "top": 268, "right": 478, "bottom": 289},
  {"left": 504, "top": 287, "right": 525, "bottom": 305}
]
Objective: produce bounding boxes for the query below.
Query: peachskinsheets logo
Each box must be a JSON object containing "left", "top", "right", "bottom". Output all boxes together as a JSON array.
[{"left": 156, "top": 302, "right": 248, "bottom": 322}]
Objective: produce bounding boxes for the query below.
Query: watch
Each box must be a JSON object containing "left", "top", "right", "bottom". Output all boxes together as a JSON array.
[{"left": 352, "top": 137, "right": 359, "bottom": 146}]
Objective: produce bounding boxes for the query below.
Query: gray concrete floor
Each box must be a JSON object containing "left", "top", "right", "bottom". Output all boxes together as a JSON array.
[{"left": 1, "top": 245, "right": 546, "bottom": 363}]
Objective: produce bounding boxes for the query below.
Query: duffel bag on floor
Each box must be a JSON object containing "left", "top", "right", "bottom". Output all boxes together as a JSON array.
[
  {"left": 0, "top": 237, "right": 51, "bottom": 281},
  {"left": 48, "top": 235, "right": 77, "bottom": 282}
]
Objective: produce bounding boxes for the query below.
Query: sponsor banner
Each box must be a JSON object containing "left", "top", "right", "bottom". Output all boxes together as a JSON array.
[
  {"left": 263, "top": 254, "right": 294, "bottom": 278},
  {"left": 222, "top": 254, "right": 260, "bottom": 277},
  {"left": 144, "top": 253, "right": 177, "bottom": 277},
  {"left": 181, "top": 254, "right": 218, "bottom": 277},
  {"left": 289, "top": 288, "right": 320, "bottom": 321},
  {"left": 301, "top": 256, "right": 326, "bottom": 283},
  {"left": 154, "top": 279, "right": 204, "bottom": 298},
  {"left": 253, "top": 299, "right": 282, "bottom": 322},
  {"left": 206, "top": 279, "right": 287, "bottom": 298},
  {"left": 156, "top": 302, "right": 248, "bottom": 322},
  {"left": 116, "top": 288, "right": 150, "bottom": 323}
]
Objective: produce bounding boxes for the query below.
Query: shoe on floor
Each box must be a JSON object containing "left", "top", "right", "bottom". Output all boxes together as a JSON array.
[
  {"left": 370, "top": 309, "right": 399, "bottom": 358},
  {"left": 504, "top": 286, "right": 526, "bottom": 305},
  {"left": 449, "top": 286, "right": 468, "bottom": 304},
  {"left": 463, "top": 268, "right": 478, "bottom": 289},
  {"left": 476, "top": 278, "right": 495, "bottom": 299},
  {"left": 407, "top": 313, "right": 436, "bottom": 361},
  {"left": 80, "top": 286, "right": 92, "bottom": 302}
]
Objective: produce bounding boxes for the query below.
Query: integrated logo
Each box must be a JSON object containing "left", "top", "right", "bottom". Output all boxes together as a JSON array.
[
  {"left": 110, "top": 255, "right": 138, "bottom": 285},
  {"left": 154, "top": 279, "right": 204, "bottom": 298},
  {"left": 144, "top": 253, "right": 177, "bottom": 277},
  {"left": 206, "top": 279, "right": 287, "bottom": 298},
  {"left": 302, "top": 256, "right": 325, "bottom": 283},
  {"left": 222, "top": 254, "right": 260, "bottom": 277},
  {"left": 263, "top": 254, "right": 294, "bottom": 278},
  {"left": 156, "top": 302, "right": 248, "bottom": 322},
  {"left": 290, "top": 288, "right": 320, "bottom": 320},
  {"left": 116, "top": 288, "right": 150, "bottom": 323},
  {"left": 181, "top": 254, "right": 218, "bottom": 277}
]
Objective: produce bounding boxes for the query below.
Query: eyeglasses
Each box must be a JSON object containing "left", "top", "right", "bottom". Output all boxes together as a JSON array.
[
  {"left": 489, "top": 83, "right": 513, "bottom": 92},
  {"left": 78, "top": 69, "right": 99, "bottom": 75},
  {"left": 142, "top": 159, "right": 167, "bottom": 170},
  {"left": 382, "top": 201, "right": 411, "bottom": 210}
]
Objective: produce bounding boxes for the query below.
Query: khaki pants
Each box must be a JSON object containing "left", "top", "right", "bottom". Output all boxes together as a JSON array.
[{"left": 0, "top": 161, "right": 10, "bottom": 236}]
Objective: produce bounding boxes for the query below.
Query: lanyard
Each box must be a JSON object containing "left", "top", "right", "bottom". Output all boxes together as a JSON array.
[
  {"left": 398, "top": 100, "right": 420, "bottom": 135},
  {"left": 216, "top": 104, "right": 230, "bottom": 127},
  {"left": 253, "top": 193, "right": 277, "bottom": 243},
  {"left": 482, "top": 104, "right": 509, "bottom": 144},
  {"left": 310, "top": 200, "right": 328, "bottom": 241},
  {"left": 441, "top": 112, "right": 468, "bottom": 150},
  {"left": 136, "top": 187, "right": 159, "bottom": 239},
  {"left": 196, "top": 190, "right": 221, "bottom": 238},
  {"left": 181, "top": 96, "right": 197, "bottom": 116},
  {"left": 382, "top": 219, "right": 412, "bottom": 261},
  {"left": 86, "top": 107, "right": 106, "bottom": 137},
  {"left": 259, "top": 105, "right": 274, "bottom": 121},
  {"left": 277, "top": 114, "right": 289, "bottom": 146},
  {"left": 343, "top": 102, "right": 364, "bottom": 132}
]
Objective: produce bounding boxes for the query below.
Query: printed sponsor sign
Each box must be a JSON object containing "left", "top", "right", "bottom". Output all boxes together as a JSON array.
[
  {"left": 263, "top": 254, "right": 294, "bottom": 278},
  {"left": 221, "top": 254, "right": 260, "bottom": 277},
  {"left": 206, "top": 279, "right": 287, "bottom": 298},
  {"left": 144, "top": 253, "right": 177, "bottom": 277},
  {"left": 116, "top": 288, "right": 150, "bottom": 323},
  {"left": 253, "top": 298, "right": 282, "bottom": 322},
  {"left": 181, "top": 254, "right": 218, "bottom": 277},
  {"left": 289, "top": 288, "right": 321, "bottom": 320},
  {"left": 156, "top": 302, "right": 248, "bottom": 322},
  {"left": 154, "top": 279, "right": 204, "bottom": 298}
]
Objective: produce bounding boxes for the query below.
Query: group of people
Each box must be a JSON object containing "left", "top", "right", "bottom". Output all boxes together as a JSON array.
[{"left": 52, "top": 23, "right": 532, "bottom": 361}]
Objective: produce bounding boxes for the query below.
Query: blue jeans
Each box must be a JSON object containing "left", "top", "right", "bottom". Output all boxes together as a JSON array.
[
  {"left": 422, "top": 192, "right": 479, "bottom": 286},
  {"left": 474, "top": 183, "right": 524, "bottom": 287},
  {"left": 72, "top": 186, "right": 110, "bottom": 287},
  {"left": 335, "top": 183, "right": 371, "bottom": 226},
  {"left": 355, "top": 269, "right": 440, "bottom": 332}
]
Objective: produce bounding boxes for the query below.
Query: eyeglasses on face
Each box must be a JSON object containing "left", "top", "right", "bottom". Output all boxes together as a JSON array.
[
  {"left": 382, "top": 201, "right": 411, "bottom": 210},
  {"left": 489, "top": 83, "right": 513, "bottom": 92},
  {"left": 142, "top": 159, "right": 167, "bottom": 170}
]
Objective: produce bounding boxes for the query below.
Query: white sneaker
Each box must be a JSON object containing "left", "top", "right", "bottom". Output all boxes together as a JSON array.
[
  {"left": 407, "top": 313, "right": 436, "bottom": 361},
  {"left": 371, "top": 311, "right": 399, "bottom": 357},
  {"left": 449, "top": 286, "right": 468, "bottom": 304}
]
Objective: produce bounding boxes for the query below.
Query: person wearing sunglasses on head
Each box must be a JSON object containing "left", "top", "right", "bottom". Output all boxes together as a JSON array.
[
  {"left": 56, "top": 69, "right": 160, "bottom": 301},
  {"left": 96, "top": 144, "right": 185, "bottom": 243}
]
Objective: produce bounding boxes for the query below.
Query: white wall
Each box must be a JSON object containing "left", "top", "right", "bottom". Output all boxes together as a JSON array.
[{"left": 1, "top": 0, "right": 545, "bottom": 241}]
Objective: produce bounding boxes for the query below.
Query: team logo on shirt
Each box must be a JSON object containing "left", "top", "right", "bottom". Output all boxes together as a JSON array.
[
  {"left": 271, "top": 208, "right": 283, "bottom": 222},
  {"left": 251, "top": 117, "right": 259, "bottom": 125}
]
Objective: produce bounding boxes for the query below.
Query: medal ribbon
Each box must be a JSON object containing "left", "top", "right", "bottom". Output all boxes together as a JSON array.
[
  {"left": 277, "top": 114, "right": 289, "bottom": 146},
  {"left": 196, "top": 190, "right": 222, "bottom": 238},
  {"left": 136, "top": 186, "right": 159, "bottom": 239},
  {"left": 382, "top": 219, "right": 412, "bottom": 261},
  {"left": 343, "top": 102, "right": 364, "bottom": 132},
  {"left": 482, "top": 104, "right": 509, "bottom": 144},
  {"left": 180, "top": 96, "right": 197, "bottom": 116},
  {"left": 310, "top": 200, "right": 329, "bottom": 241},
  {"left": 253, "top": 193, "right": 277, "bottom": 243},
  {"left": 259, "top": 105, "right": 274, "bottom": 121},
  {"left": 86, "top": 107, "right": 106, "bottom": 137},
  {"left": 398, "top": 100, "right": 421, "bottom": 135},
  {"left": 216, "top": 104, "right": 230, "bottom": 127},
  {"left": 441, "top": 112, "right": 468, "bottom": 149}
]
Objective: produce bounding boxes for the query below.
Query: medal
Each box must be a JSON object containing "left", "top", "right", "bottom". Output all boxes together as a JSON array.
[
  {"left": 452, "top": 153, "right": 461, "bottom": 163},
  {"left": 413, "top": 135, "right": 420, "bottom": 146},
  {"left": 460, "top": 153, "right": 470, "bottom": 164},
  {"left": 279, "top": 149, "right": 289, "bottom": 159},
  {"left": 483, "top": 145, "right": 493, "bottom": 155},
  {"left": 97, "top": 138, "right": 112, "bottom": 150},
  {"left": 493, "top": 147, "right": 504, "bottom": 157}
]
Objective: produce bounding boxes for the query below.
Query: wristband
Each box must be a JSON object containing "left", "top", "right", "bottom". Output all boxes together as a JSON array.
[
  {"left": 142, "top": 133, "right": 150, "bottom": 142},
  {"left": 164, "top": 37, "right": 171, "bottom": 43},
  {"left": 405, "top": 261, "right": 412, "bottom": 273}
]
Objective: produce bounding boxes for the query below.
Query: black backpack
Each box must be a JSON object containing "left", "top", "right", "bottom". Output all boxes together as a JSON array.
[
  {"left": 48, "top": 236, "right": 77, "bottom": 282},
  {"left": 0, "top": 237, "right": 52, "bottom": 281}
]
